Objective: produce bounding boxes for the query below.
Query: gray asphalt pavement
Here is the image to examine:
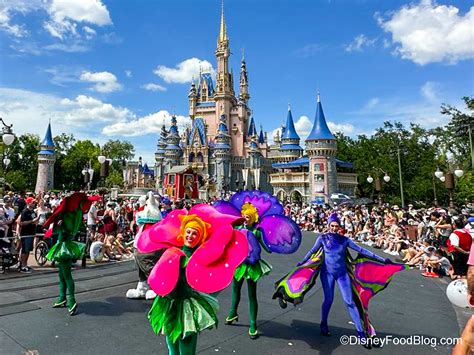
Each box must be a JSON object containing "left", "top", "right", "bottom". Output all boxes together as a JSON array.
[{"left": 0, "top": 231, "right": 469, "bottom": 355}]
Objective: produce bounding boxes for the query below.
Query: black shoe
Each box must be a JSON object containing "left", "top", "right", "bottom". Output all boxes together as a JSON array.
[
  {"left": 320, "top": 322, "right": 331, "bottom": 337},
  {"left": 278, "top": 297, "right": 288, "bottom": 309},
  {"left": 225, "top": 314, "right": 239, "bottom": 325},
  {"left": 248, "top": 328, "right": 259, "bottom": 340},
  {"left": 52, "top": 300, "right": 67, "bottom": 308},
  {"left": 68, "top": 303, "right": 77, "bottom": 316}
]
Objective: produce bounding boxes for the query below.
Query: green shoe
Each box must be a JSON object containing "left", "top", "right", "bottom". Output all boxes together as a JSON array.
[
  {"left": 225, "top": 314, "right": 239, "bottom": 325},
  {"left": 68, "top": 302, "right": 77, "bottom": 316},
  {"left": 52, "top": 300, "right": 67, "bottom": 308}
]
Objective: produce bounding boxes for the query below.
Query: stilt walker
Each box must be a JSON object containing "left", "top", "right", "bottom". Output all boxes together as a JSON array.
[
  {"left": 214, "top": 190, "right": 302, "bottom": 339},
  {"left": 43, "top": 192, "right": 101, "bottom": 316},
  {"left": 136, "top": 204, "right": 248, "bottom": 355}
]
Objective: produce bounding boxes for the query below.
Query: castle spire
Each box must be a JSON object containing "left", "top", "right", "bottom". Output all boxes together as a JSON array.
[
  {"left": 218, "top": 0, "right": 228, "bottom": 43},
  {"left": 306, "top": 92, "right": 335, "bottom": 141}
]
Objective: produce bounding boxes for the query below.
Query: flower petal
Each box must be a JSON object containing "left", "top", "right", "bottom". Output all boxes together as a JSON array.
[
  {"left": 148, "top": 247, "right": 185, "bottom": 296},
  {"left": 186, "top": 230, "right": 248, "bottom": 293},
  {"left": 136, "top": 209, "right": 186, "bottom": 253},
  {"left": 259, "top": 215, "right": 302, "bottom": 254}
]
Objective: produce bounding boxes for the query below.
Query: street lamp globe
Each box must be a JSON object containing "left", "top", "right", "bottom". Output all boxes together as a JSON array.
[
  {"left": 81, "top": 169, "right": 87, "bottom": 175},
  {"left": 106, "top": 158, "right": 113, "bottom": 165},
  {"left": 383, "top": 174, "right": 391, "bottom": 182},
  {"left": 98, "top": 155, "right": 106, "bottom": 164},
  {"left": 434, "top": 169, "right": 444, "bottom": 179},
  {"left": 454, "top": 169, "right": 464, "bottom": 178},
  {"left": 367, "top": 176, "right": 374, "bottom": 184},
  {"left": 2, "top": 133, "right": 15, "bottom": 146},
  {"left": 3, "top": 158, "right": 10, "bottom": 166},
  {"left": 440, "top": 176, "right": 446, "bottom": 182},
  {"left": 88, "top": 168, "right": 94, "bottom": 176}
]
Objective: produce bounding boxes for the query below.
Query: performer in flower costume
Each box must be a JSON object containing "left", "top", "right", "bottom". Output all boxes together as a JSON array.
[
  {"left": 214, "top": 190, "right": 301, "bottom": 339},
  {"left": 273, "top": 213, "right": 407, "bottom": 344},
  {"left": 136, "top": 204, "right": 248, "bottom": 355},
  {"left": 44, "top": 192, "right": 101, "bottom": 316}
]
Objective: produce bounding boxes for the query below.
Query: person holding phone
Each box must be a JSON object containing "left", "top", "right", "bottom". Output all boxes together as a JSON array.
[{"left": 16, "top": 197, "right": 39, "bottom": 273}]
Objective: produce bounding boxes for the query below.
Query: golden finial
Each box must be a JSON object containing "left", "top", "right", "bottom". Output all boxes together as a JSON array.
[{"left": 219, "top": 0, "right": 227, "bottom": 42}]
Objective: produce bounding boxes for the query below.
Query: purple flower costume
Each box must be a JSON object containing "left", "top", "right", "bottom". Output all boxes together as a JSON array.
[{"left": 214, "top": 190, "right": 301, "bottom": 338}]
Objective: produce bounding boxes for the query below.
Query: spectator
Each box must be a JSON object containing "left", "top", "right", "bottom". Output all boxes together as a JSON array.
[
  {"left": 447, "top": 218, "right": 472, "bottom": 279},
  {"left": 16, "top": 197, "right": 39, "bottom": 273}
]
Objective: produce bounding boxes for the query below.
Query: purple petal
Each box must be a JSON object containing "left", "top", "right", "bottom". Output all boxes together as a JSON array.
[
  {"left": 212, "top": 201, "right": 241, "bottom": 217},
  {"left": 230, "top": 190, "right": 284, "bottom": 217},
  {"left": 259, "top": 215, "right": 302, "bottom": 254},
  {"left": 245, "top": 230, "right": 262, "bottom": 264}
]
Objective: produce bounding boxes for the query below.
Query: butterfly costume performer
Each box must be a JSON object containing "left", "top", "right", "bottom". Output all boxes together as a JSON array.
[
  {"left": 273, "top": 212, "right": 407, "bottom": 343},
  {"left": 214, "top": 190, "right": 302, "bottom": 339},
  {"left": 44, "top": 192, "right": 101, "bottom": 316},
  {"left": 136, "top": 204, "right": 248, "bottom": 355}
]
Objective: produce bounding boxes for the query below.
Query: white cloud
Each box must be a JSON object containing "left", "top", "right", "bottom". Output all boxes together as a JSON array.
[
  {"left": 294, "top": 115, "right": 313, "bottom": 139},
  {"left": 44, "top": 41, "right": 89, "bottom": 52},
  {"left": 154, "top": 58, "right": 215, "bottom": 84},
  {"left": 420, "top": 81, "right": 440, "bottom": 102},
  {"left": 327, "top": 122, "right": 355, "bottom": 135},
  {"left": 80, "top": 71, "right": 122, "bottom": 93},
  {"left": 345, "top": 34, "right": 377, "bottom": 52},
  {"left": 125, "top": 70, "right": 132, "bottom": 78},
  {"left": 45, "top": 0, "right": 112, "bottom": 39},
  {"left": 377, "top": 0, "right": 474, "bottom": 65},
  {"left": 141, "top": 83, "right": 167, "bottom": 92},
  {"left": 1, "top": 0, "right": 111, "bottom": 42},
  {"left": 102, "top": 111, "right": 188, "bottom": 137},
  {"left": 44, "top": 66, "right": 83, "bottom": 86},
  {"left": 0, "top": 8, "right": 28, "bottom": 37},
  {"left": 363, "top": 97, "right": 380, "bottom": 110},
  {"left": 60, "top": 94, "right": 132, "bottom": 125},
  {"left": 83, "top": 26, "right": 96, "bottom": 39}
]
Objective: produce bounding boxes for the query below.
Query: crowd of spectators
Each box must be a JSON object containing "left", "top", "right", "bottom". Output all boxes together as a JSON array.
[
  {"left": 285, "top": 201, "right": 474, "bottom": 279},
  {"left": 1, "top": 189, "right": 473, "bottom": 282}
]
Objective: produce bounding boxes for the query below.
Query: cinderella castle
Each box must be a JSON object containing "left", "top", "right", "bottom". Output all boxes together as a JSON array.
[{"left": 123, "top": 5, "right": 358, "bottom": 204}]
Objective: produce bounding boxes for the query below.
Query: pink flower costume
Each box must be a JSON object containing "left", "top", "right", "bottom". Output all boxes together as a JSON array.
[{"left": 137, "top": 204, "right": 248, "bottom": 355}]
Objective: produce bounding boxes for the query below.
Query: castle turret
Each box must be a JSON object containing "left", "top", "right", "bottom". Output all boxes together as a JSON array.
[
  {"left": 213, "top": 114, "right": 232, "bottom": 191},
  {"left": 35, "top": 121, "right": 56, "bottom": 194},
  {"left": 279, "top": 104, "right": 303, "bottom": 162},
  {"left": 305, "top": 93, "right": 337, "bottom": 202},
  {"left": 188, "top": 79, "right": 197, "bottom": 118},
  {"left": 239, "top": 53, "right": 249, "bottom": 105},
  {"left": 247, "top": 115, "right": 257, "bottom": 139},
  {"left": 164, "top": 115, "right": 182, "bottom": 171},
  {"left": 155, "top": 123, "right": 168, "bottom": 189}
]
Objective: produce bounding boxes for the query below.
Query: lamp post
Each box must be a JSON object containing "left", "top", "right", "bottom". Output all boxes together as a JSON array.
[
  {"left": 367, "top": 169, "right": 390, "bottom": 206},
  {"left": 434, "top": 168, "right": 464, "bottom": 208},
  {"left": 82, "top": 161, "right": 94, "bottom": 191},
  {"left": 98, "top": 155, "right": 110, "bottom": 178},
  {"left": 0, "top": 118, "right": 15, "bottom": 146}
]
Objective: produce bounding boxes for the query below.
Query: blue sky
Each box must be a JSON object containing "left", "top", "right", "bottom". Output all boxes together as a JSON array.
[{"left": 0, "top": 0, "right": 473, "bottom": 164}]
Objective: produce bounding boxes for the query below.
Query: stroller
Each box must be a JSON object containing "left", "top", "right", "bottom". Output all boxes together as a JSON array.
[{"left": 0, "top": 233, "right": 19, "bottom": 273}]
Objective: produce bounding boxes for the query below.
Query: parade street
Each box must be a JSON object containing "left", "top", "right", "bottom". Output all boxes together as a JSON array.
[{"left": 0, "top": 231, "right": 467, "bottom": 355}]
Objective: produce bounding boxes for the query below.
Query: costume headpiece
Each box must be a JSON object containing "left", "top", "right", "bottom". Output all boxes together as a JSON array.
[{"left": 327, "top": 212, "right": 341, "bottom": 226}]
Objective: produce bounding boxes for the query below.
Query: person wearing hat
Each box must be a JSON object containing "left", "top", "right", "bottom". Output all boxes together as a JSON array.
[
  {"left": 274, "top": 212, "right": 407, "bottom": 348},
  {"left": 15, "top": 197, "right": 39, "bottom": 273}
]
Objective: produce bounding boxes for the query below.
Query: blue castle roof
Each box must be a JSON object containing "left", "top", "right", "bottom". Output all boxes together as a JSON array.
[
  {"left": 258, "top": 127, "right": 265, "bottom": 144},
  {"left": 272, "top": 157, "right": 354, "bottom": 169},
  {"left": 188, "top": 117, "right": 206, "bottom": 145},
  {"left": 41, "top": 122, "right": 54, "bottom": 147},
  {"left": 306, "top": 94, "right": 335, "bottom": 140},
  {"left": 247, "top": 116, "right": 257, "bottom": 136},
  {"left": 281, "top": 107, "right": 300, "bottom": 140}
]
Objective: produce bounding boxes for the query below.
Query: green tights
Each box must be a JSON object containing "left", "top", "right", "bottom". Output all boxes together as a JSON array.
[
  {"left": 165, "top": 334, "right": 198, "bottom": 355},
  {"left": 57, "top": 260, "right": 76, "bottom": 308},
  {"left": 227, "top": 278, "right": 258, "bottom": 332}
]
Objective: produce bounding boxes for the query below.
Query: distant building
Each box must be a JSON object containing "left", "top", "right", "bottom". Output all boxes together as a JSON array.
[
  {"left": 35, "top": 121, "right": 56, "bottom": 194},
  {"left": 270, "top": 95, "right": 357, "bottom": 204}
]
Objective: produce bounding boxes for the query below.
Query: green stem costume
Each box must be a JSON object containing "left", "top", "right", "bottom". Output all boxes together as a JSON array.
[
  {"left": 43, "top": 193, "right": 98, "bottom": 315},
  {"left": 148, "top": 246, "right": 219, "bottom": 354},
  {"left": 226, "top": 226, "right": 271, "bottom": 335}
]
